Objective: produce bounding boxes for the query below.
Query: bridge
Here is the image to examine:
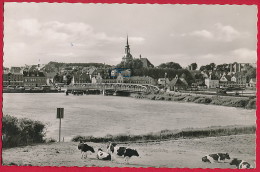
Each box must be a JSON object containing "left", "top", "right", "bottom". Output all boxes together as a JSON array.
[{"left": 66, "top": 83, "right": 160, "bottom": 95}]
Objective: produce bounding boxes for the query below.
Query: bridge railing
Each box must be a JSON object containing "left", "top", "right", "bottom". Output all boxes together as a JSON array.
[{"left": 68, "top": 83, "right": 151, "bottom": 92}]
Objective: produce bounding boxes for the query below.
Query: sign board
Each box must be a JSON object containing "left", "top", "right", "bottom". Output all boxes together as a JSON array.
[{"left": 57, "top": 108, "right": 64, "bottom": 118}]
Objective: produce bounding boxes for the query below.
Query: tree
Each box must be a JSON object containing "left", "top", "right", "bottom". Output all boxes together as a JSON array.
[
  {"left": 53, "top": 73, "right": 63, "bottom": 83},
  {"left": 199, "top": 65, "right": 206, "bottom": 71},
  {"left": 200, "top": 63, "right": 215, "bottom": 72},
  {"left": 194, "top": 73, "right": 204, "bottom": 80},
  {"left": 65, "top": 74, "right": 73, "bottom": 85},
  {"left": 216, "top": 64, "right": 230, "bottom": 73},
  {"left": 158, "top": 62, "right": 182, "bottom": 69},
  {"left": 190, "top": 63, "right": 198, "bottom": 70},
  {"left": 209, "top": 63, "right": 216, "bottom": 71}
]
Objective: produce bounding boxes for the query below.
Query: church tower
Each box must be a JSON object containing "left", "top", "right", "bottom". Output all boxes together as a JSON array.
[{"left": 122, "top": 35, "right": 133, "bottom": 65}]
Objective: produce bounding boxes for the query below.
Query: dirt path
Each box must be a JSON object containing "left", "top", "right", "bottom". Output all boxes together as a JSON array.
[{"left": 2, "top": 134, "right": 255, "bottom": 168}]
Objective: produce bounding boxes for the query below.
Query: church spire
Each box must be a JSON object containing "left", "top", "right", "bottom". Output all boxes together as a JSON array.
[
  {"left": 126, "top": 35, "right": 129, "bottom": 46},
  {"left": 125, "top": 35, "right": 130, "bottom": 54}
]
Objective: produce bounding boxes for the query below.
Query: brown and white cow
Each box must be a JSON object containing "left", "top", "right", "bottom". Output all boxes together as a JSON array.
[
  {"left": 229, "top": 158, "right": 253, "bottom": 169},
  {"left": 107, "top": 142, "right": 139, "bottom": 164},
  {"left": 202, "top": 153, "right": 230, "bottom": 163}
]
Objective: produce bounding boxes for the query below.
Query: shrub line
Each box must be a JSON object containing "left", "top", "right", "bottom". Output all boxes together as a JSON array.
[
  {"left": 72, "top": 125, "right": 256, "bottom": 143},
  {"left": 130, "top": 93, "right": 256, "bottom": 109}
]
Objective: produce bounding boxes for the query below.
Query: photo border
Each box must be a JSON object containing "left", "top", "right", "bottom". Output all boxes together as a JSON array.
[{"left": 0, "top": 0, "right": 259, "bottom": 172}]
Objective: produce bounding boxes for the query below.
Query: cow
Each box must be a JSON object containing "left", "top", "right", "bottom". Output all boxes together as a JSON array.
[
  {"left": 78, "top": 141, "right": 95, "bottom": 159},
  {"left": 229, "top": 158, "right": 253, "bottom": 169},
  {"left": 107, "top": 142, "right": 139, "bottom": 164},
  {"left": 97, "top": 148, "right": 111, "bottom": 160},
  {"left": 202, "top": 153, "right": 230, "bottom": 163}
]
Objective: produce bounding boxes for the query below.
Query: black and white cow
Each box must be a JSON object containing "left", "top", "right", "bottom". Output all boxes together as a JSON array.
[
  {"left": 107, "top": 142, "right": 139, "bottom": 163},
  {"left": 202, "top": 153, "right": 230, "bottom": 163},
  {"left": 78, "top": 141, "right": 95, "bottom": 159},
  {"left": 229, "top": 158, "right": 253, "bottom": 169},
  {"left": 97, "top": 148, "right": 111, "bottom": 160}
]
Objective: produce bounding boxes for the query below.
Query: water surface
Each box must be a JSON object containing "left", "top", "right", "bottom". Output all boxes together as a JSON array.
[{"left": 3, "top": 93, "right": 255, "bottom": 141}]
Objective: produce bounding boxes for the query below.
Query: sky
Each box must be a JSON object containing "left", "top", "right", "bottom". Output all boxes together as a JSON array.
[{"left": 4, "top": 3, "right": 257, "bottom": 68}]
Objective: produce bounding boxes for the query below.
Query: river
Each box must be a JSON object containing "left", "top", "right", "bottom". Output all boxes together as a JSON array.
[{"left": 2, "top": 93, "right": 256, "bottom": 141}]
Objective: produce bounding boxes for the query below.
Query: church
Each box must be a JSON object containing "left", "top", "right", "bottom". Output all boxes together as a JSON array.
[{"left": 121, "top": 36, "right": 154, "bottom": 68}]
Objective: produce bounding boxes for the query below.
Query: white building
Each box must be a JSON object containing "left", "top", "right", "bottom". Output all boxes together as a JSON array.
[
  {"left": 205, "top": 78, "right": 219, "bottom": 88},
  {"left": 158, "top": 78, "right": 170, "bottom": 85}
]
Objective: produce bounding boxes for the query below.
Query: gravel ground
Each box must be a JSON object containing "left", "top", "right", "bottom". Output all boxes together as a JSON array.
[{"left": 2, "top": 134, "right": 255, "bottom": 168}]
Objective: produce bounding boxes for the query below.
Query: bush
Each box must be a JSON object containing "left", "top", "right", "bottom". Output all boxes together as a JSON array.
[
  {"left": 246, "top": 99, "right": 256, "bottom": 109},
  {"left": 2, "top": 115, "right": 46, "bottom": 148},
  {"left": 194, "top": 97, "right": 212, "bottom": 104},
  {"left": 172, "top": 95, "right": 186, "bottom": 101}
]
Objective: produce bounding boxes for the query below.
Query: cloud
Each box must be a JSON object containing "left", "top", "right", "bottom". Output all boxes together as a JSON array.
[
  {"left": 129, "top": 37, "right": 145, "bottom": 43},
  {"left": 17, "top": 19, "right": 41, "bottom": 36},
  {"left": 231, "top": 48, "right": 256, "bottom": 62},
  {"left": 14, "top": 19, "right": 140, "bottom": 45},
  {"left": 190, "top": 30, "right": 214, "bottom": 39},
  {"left": 214, "top": 23, "right": 241, "bottom": 42},
  {"left": 178, "top": 23, "right": 250, "bottom": 42}
]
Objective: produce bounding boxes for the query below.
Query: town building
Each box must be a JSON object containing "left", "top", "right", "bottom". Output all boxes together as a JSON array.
[
  {"left": 45, "top": 72, "right": 56, "bottom": 86},
  {"left": 139, "top": 55, "right": 154, "bottom": 68},
  {"left": 205, "top": 78, "right": 219, "bottom": 89},
  {"left": 91, "top": 73, "right": 103, "bottom": 84},
  {"left": 167, "top": 75, "right": 188, "bottom": 91},
  {"left": 23, "top": 71, "right": 47, "bottom": 88},
  {"left": 111, "top": 68, "right": 131, "bottom": 78},
  {"left": 249, "top": 78, "right": 256, "bottom": 88},
  {"left": 73, "top": 72, "right": 91, "bottom": 84},
  {"left": 3, "top": 67, "right": 24, "bottom": 87},
  {"left": 125, "top": 76, "right": 156, "bottom": 85},
  {"left": 158, "top": 78, "right": 170, "bottom": 86}
]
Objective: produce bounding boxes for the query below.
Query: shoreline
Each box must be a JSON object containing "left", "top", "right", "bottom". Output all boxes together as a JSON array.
[
  {"left": 130, "top": 92, "right": 256, "bottom": 109},
  {"left": 3, "top": 89, "right": 256, "bottom": 110},
  {"left": 71, "top": 125, "right": 256, "bottom": 143}
]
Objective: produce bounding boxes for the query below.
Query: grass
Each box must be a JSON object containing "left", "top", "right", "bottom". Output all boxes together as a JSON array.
[{"left": 71, "top": 125, "right": 256, "bottom": 143}]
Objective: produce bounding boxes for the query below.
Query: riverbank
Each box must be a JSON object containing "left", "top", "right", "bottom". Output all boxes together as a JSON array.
[
  {"left": 71, "top": 125, "right": 255, "bottom": 143},
  {"left": 131, "top": 92, "right": 256, "bottom": 109},
  {"left": 2, "top": 134, "right": 255, "bottom": 168}
]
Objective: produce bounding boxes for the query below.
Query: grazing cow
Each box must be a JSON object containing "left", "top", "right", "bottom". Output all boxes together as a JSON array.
[
  {"left": 230, "top": 158, "right": 253, "bottom": 169},
  {"left": 97, "top": 148, "right": 111, "bottom": 160},
  {"left": 202, "top": 153, "right": 230, "bottom": 163},
  {"left": 107, "top": 142, "right": 139, "bottom": 164},
  {"left": 78, "top": 141, "right": 95, "bottom": 159}
]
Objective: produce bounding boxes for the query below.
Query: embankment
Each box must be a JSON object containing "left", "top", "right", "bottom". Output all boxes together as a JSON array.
[
  {"left": 71, "top": 125, "right": 255, "bottom": 143},
  {"left": 130, "top": 93, "right": 256, "bottom": 109}
]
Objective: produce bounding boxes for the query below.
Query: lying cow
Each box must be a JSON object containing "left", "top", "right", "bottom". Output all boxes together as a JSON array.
[
  {"left": 107, "top": 142, "right": 139, "bottom": 164},
  {"left": 230, "top": 158, "right": 253, "bottom": 169},
  {"left": 97, "top": 148, "right": 111, "bottom": 160},
  {"left": 78, "top": 141, "right": 95, "bottom": 159},
  {"left": 202, "top": 153, "right": 230, "bottom": 163}
]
